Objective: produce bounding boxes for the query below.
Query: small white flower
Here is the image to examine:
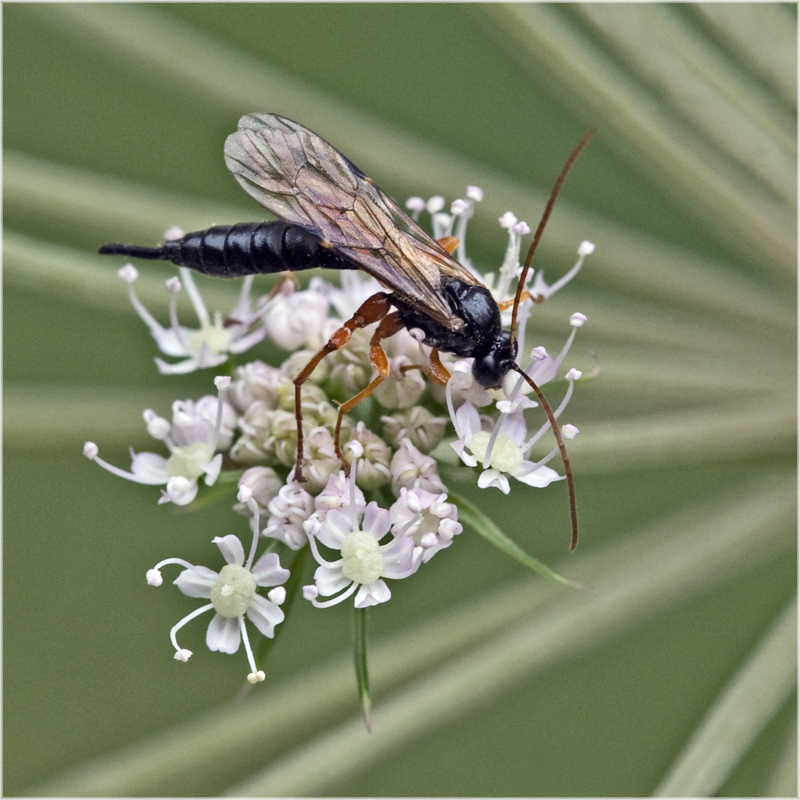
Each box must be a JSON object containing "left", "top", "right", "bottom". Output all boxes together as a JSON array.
[
  {"left": 263, "top": 280, "right": 330, "bottom": 351},
  {"left": 372, "top": 352, "right": 426, "bottom": 410},
  {"left": 381, "top": 406, "right": 447, "bottom": 453},
  {"left": 147, "top": 489, "right": 290, "bottom": 682},
  {"left": 347, "top": 423, "right": 392, "bottom": 491},
  {"left": 324, "top": 272, "right": 383, "bottom": 322},
  {"left": 439, "top": 359, "right": 496, "bottom": 409},
  {"left": 298, "top": 427, "right": 341, "bottom": 493},
  {"left": 233, "top": 467, "right": 284, "bottom": 517},
  {"left": 305, "top": 502, "right": 419, "bottom": 608},
  {"left": 121, "top": 260, "right": 271, "bottom": 375},
  {"left": 83, "top": 386, "right": 234, "bottom": 506},
  {"left": 227, "top": 360, "right": 290, "bottom": 414},
  {"left": 326, "top": 327, "right": 372, "bottom": 395},
  {"left": 390, "top": 438, "right": 447, "bottom": 495},
  {"left": 449, "top": 402, "right": 563, "bottom": 495},
  {"left": 390, "top": 487, "right": 462, "bottom": 563},
  {"left": 313, "top": 470, "right": 366, "bottom": 516},
  {"left": 264, "top": 482, "right": 315, "bottom": 550}
]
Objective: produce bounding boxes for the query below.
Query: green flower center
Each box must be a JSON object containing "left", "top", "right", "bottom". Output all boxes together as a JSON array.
[
  {"left": 188, "top": 315, "right": 234, "bottom": 356},
  {"left": 469, "top": 431, "right": 524, "bottom": 474},
  {"left": 210, "top": 564, "right": 256, "bottom": 618},
  {"left": 340, "top": 530, "right": 385, "bottom": 584},
  {"left": 167, "top": 441, "right": 215, "bottom": 480}
]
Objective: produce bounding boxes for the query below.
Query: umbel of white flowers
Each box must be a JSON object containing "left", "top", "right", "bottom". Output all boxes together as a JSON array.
[{"left": 84, "top": 186, "right": 594, "bottom": 680}]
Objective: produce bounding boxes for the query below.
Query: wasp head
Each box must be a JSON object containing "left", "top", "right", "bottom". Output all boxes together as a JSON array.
[{"left": 472, "top": 330, "right": 518, "bottom": 388}]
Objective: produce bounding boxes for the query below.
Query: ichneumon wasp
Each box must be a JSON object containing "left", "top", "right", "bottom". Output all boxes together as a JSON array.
[{"left": 100, "top": 113, "right": 593, "bottom": 549}]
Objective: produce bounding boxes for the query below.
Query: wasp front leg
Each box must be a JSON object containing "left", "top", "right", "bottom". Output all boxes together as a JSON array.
[
  {"left": 496, "top": 290, "right": 540, "bottom": 311},
  {"left": 292, "top": 292, "right": 393, "bottom": 482},
  {"left": 399, "top": 347, "right": 451, "bottom": 386}
]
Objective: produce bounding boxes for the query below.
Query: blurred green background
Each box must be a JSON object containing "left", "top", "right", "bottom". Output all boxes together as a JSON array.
[{"left": 4, "top": 3, "right": 796, "bottom": 796}]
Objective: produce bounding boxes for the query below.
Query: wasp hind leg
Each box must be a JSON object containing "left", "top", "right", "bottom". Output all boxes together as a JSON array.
[
  {"left": 292, "top": 292, "right": 393, "bottom": 482},
  {"left": 333, "top": 311, "right": 406, "bottom": 473}
]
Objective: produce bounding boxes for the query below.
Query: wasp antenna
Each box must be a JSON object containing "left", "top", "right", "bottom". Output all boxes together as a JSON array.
[
  {"left": 510, "top": 129, "right": 596, "bottom": 344},
  {"left": 511, "top": 363, "right": 579, "bottom": 551}
]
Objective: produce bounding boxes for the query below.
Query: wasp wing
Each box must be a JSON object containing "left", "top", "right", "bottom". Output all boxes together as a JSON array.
[{"left": 224, "top": 113, "right": 481, "bottom": 330}]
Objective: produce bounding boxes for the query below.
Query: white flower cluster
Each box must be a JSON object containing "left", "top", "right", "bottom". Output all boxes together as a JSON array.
[{"left": 84, "top": 191, "right": 593, "bottom": 680}]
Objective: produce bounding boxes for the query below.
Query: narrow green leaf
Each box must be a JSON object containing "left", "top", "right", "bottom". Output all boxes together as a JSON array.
[
  {"left": 653, "top": 596, "right": 797, "bottom": 797},
  {"left": 450, "top": 490, "right": 587, "bottom": 590}
]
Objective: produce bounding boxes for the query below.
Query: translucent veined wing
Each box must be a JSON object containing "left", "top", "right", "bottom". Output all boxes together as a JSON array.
[{"left": 224, "top": 113, "right": 482, "bottom": 330}]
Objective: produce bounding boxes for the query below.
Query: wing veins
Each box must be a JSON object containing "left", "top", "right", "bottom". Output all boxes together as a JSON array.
[{"left": 224, "top": 113, "right": 481, "bottom": 329}]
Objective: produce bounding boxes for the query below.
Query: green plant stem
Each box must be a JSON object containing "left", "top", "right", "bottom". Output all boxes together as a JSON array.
[{"left": 353, "top": 607, "right": 372, "bottom": 732}]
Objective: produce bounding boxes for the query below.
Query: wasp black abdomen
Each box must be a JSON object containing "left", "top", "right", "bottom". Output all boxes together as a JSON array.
[
  {"left": 115, "top": 221, "right": 355, "bottom": 278},
  {"left": 160, "top": 223, "right": 266, "bottom": 277}
]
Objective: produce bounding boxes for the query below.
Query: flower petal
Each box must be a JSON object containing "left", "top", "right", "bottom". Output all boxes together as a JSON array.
[
  {"left": 477, "top": 469, "right": 511, "bottom": 494},
  {"left": 355, "top": 580, "right": 391, "bottom": 608},
  {"left": 362, "top": 502, "right": 391, "bottom": 540},
  {"left": 162, "top": 476, "right": 199, "bottom": 505},
  {"left": 147, "top": 325, "right": 194, "bottom": 358},
  {"left": 500, "top": 410, "right": 528, "bottom": 445},
  {"left": 206, "top": 613, "right": 241, "bottom": 654},
  {"left": 251, "top": 552, "right": 290, "bottom": 587},
  {"left": 454, "top": 401, "right": 481, "bottom": 440},
  {"left": 513, "top": 464, "right": 564, "bottom": 488},
  {"left": 130, "top": 451, "right": 170, "bottom": 484},
  {"left": 314, "top": 564, "right": 351, "bottom": 597},
  {"left": 316, "top": 508, "right": 355, "bottom": 549},
  {"left": 246, "top": 595, "right": 284, "bottom": 637},
  {"left": 213, "top": 534, "right": 245, "bottom": 566},
  {"left": 201, "top": 453, "right": 223, "bottom": 486},
  {"left": 174, "top": 565, "right": 218, "bottom": 598},
  {"left": 154, "top": 356, "right": 204, "bottom": 375},
  {"left": 380, "top": 535, "right": 417, "bottom": 578},
  {"left": 194, "top": 343, "right": 228, "bottom": 370},
  {"left": 229, "top": 326, "right": 269, "bottom": 353}
]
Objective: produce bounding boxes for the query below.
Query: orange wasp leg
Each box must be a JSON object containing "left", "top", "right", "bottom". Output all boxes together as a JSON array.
[
  {"left": 292, "top": 292, "right": 394, "bottom": 482},
  {"left": 332, "top": 311, "right": 406, "bottom": 473},
  {"left": 399, "top": 347, "right": 451, "bottom": 386},
  {"left": 437, "top": 236, "right": 459, "bottom": 255},
  {"left": 496, "top": 290, "right": 540, "bottom": 312}
]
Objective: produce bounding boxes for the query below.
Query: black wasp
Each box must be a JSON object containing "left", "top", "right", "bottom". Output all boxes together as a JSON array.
[{"left": 100, "top": 113, "right": 592, "bottom": 549}]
